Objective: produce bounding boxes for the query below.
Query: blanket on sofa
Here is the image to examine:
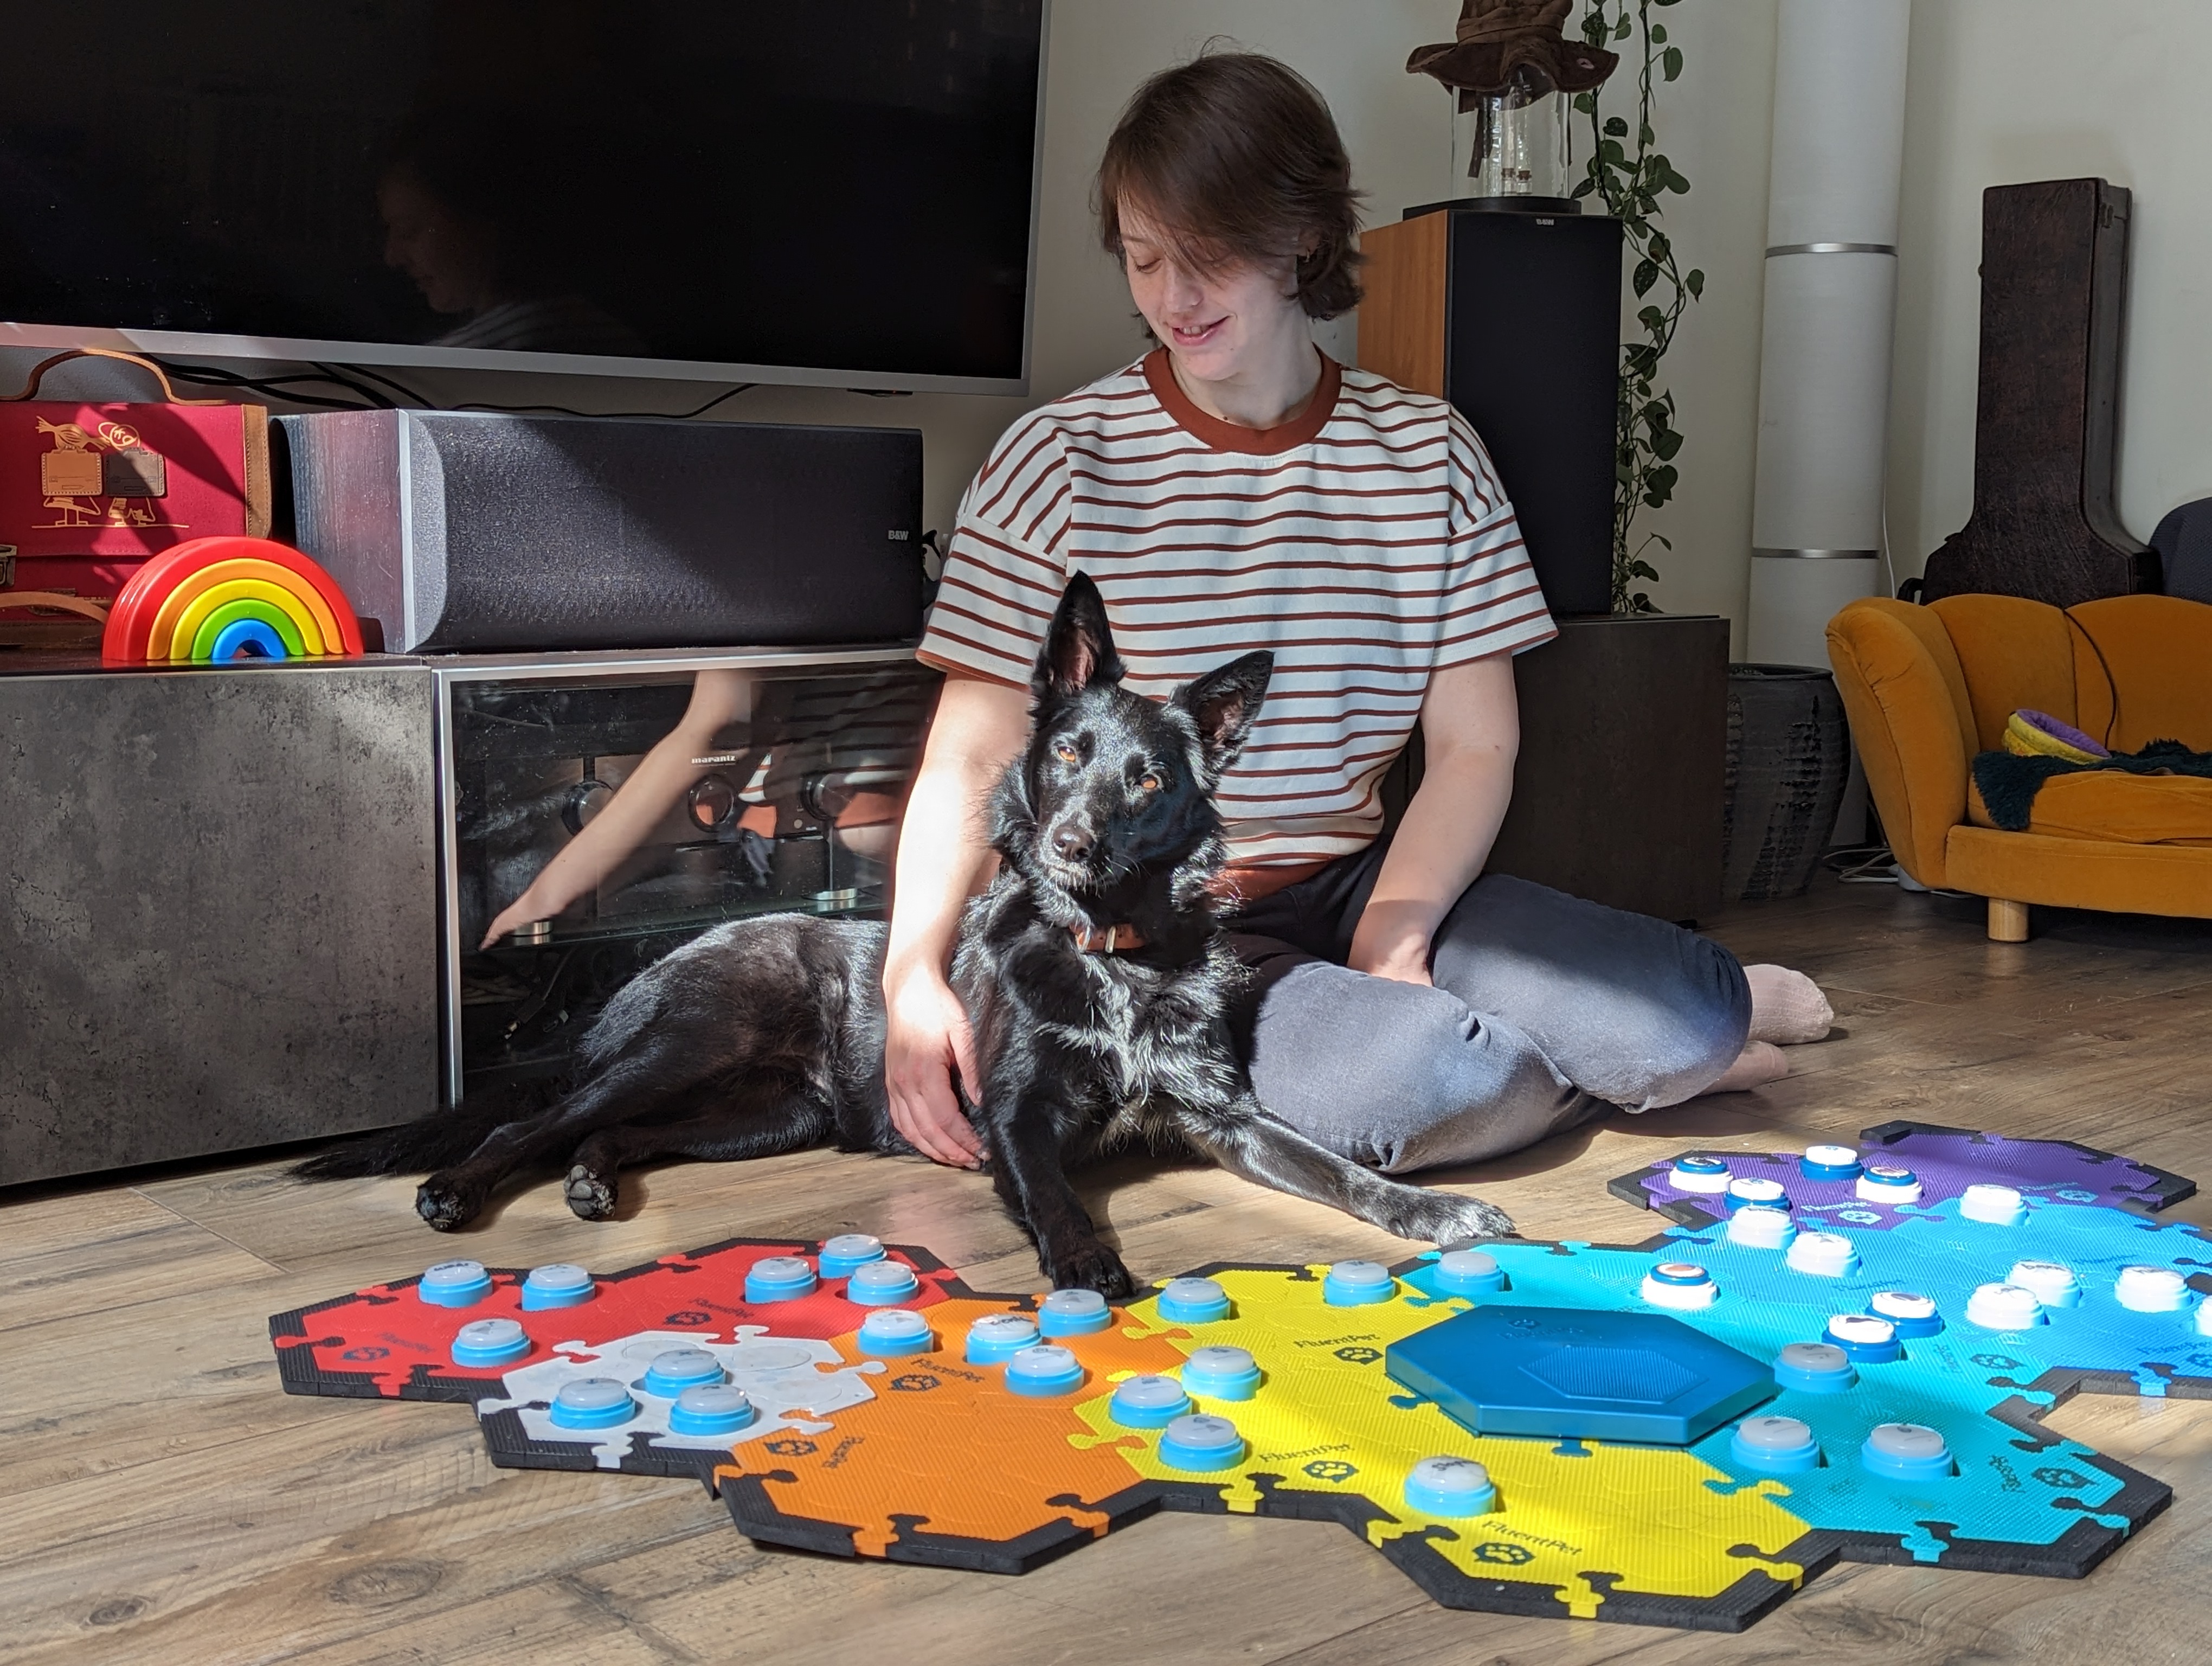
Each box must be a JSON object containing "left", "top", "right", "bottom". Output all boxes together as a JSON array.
[{"left": 1972, "top": 739, "right": 2212, "bottom": 831}]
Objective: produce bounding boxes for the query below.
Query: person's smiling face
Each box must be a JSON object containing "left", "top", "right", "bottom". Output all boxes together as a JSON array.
[{"left": 1117, "top": 203, "right": 1306, "bottom": 387}]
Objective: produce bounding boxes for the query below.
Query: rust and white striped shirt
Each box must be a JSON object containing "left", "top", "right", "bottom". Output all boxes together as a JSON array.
[{"left": 918, "top": 348, "right": 1556, "bottom": 893}]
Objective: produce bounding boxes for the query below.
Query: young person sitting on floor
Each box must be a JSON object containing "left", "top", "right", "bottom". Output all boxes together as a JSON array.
[{"left": 881, "top": 51, "right": 1831, "bottom": 1177}]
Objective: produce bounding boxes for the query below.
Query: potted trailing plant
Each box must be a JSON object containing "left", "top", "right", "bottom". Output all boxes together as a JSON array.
[{"left": 1571, "top": 0, "right": 1703, "bottom": 614}]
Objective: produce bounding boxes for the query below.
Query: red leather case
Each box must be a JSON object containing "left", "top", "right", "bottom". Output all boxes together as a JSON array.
[{"left": 1, "top": 348, "right": 270, "bottom": 618}]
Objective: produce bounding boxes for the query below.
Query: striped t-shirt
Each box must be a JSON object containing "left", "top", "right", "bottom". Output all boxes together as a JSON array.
[{"left": 917, "top": 348, "right": 1557, "bottom": 892}]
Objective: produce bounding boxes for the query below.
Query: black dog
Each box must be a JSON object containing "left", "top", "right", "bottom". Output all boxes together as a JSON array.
[{"left": 302, "top": 575, "right": 1514, "bottom": 1293}]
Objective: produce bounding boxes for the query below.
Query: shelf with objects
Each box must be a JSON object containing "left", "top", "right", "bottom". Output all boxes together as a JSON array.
[{"left": 440, "top": 648, "right": 940, "bottom": 1103}]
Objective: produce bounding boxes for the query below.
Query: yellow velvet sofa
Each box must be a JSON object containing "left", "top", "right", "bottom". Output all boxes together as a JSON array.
[{"left": 1825, "top": 593, "right": 2212, "bottom": 940}]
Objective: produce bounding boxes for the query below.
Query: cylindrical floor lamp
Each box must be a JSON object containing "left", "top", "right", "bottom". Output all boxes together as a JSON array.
[{"left": 1746, "top": 0, "right": 1910, "bottom": 669}]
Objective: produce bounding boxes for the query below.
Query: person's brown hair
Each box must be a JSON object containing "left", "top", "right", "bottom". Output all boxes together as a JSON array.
[{"left": 1096, "top": 52, "right": 1364, "bottom": 320}]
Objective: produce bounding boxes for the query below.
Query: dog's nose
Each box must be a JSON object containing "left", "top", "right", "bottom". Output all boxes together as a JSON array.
[{"left": 1052, "top": 823, "right": 1094, "bottom": 861}]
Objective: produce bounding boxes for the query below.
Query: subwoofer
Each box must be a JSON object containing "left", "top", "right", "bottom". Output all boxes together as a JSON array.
[{"left": 278, "top": 411, "right": 925, "bottom": 652}]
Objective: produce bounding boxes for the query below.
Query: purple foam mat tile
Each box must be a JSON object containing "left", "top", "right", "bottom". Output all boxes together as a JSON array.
[
  {"left": 1607, "top": 1122, "right": 2195, "bottom": 1233},
  {"left": 1857, "top": 1122, "right": 2194, "bottom": 1213}
]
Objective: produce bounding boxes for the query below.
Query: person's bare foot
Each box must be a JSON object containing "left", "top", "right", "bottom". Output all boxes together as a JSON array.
[
  {"left": 1745, "top": 964, "right": 1834, "bottom": 1045},
  {"left": 1703, "top": 1039, "right": 1791, "bottom": 1094}
]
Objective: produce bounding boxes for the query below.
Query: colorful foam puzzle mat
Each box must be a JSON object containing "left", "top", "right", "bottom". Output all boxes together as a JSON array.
[
  {"left": 269, "top": 1124, "right": 2212, "bottom": 1631},
  {"left": 101, "top": 534, "right": 365, "bottom": 663}
]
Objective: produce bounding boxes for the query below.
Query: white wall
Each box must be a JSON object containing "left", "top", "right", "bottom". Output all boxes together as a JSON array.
[{"left": 1887, "top": 0, "right": 2212, "bottom": 580}]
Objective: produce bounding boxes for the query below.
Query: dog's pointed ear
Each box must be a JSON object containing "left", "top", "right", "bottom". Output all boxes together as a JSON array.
[
  {"left": 1033, "top": 572, "right": 1124, "bottom": 700},
  {"left": 1175, "top": 650, "right": 1272, "bottom": 773}
]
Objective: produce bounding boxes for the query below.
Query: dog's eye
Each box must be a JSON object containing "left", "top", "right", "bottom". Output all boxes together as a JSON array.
[
  {"left": 1137, "top": 773, "right": 1161, "bottom": 793},
  {"left": 1054, "top": 742, "right": 1079, "bottom": 764}
]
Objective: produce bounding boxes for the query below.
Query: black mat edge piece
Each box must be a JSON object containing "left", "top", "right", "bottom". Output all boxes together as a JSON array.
[
  {"left": 268, "top": 1236, "right": 976, "bottom": 1404},
  {"left": 885, "top": 1480, "right": 1173, "bottom": 1574},
  {"left": 1605, "top": 1162, "right": 1727, "bottom": 1229},
  {"left": 2039, "top": 1364, "right": 2212, "bottom": 1402},
  {"left": 721, "top": 1472, "right": 1173, "bottom": 1575},
  {"left": 717, "top": 1472, "right": 866, "bottom": 1561},
  {"left": 1857, "top": 1120, "right": 2197, "bottom": 1214}
]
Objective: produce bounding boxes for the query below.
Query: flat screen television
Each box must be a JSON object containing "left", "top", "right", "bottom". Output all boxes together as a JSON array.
[{"left": 0, "top": 1, "right": 1048, "bottom": 393}]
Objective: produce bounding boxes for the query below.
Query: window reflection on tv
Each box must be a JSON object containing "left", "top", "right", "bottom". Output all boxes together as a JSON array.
[{"left": 0, "top": 0, "right": 1044, "bottom": 385}]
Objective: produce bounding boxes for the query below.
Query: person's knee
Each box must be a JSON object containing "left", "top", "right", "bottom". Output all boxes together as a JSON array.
[
  {"left": 1630, "top": 939, "right": 1752, "bottom": 1110},
  {"left": 1348, "top": 997, "right": 1500, "bottom": 1172},
  {"left": 1267, "top": 993, "right": 1579, "bottom": 1175}
]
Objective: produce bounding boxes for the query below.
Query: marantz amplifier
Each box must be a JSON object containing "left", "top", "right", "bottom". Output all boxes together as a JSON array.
[{"left": 278, "top": 411, "right": 926, "bottom": 652}]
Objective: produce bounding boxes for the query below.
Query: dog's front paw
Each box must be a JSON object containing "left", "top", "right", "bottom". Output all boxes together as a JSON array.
[
  {"left": 1043, "top": 1240, "right": 1138, "bottom": 1299},
  {"left": 1375, "top": 1187, "right": 1516, "bottom": 1246},
  {"left": 564, "top": 1164, "right": 618, "bottom": 1221},
  {"left": 415, "top": 1174, "right": 487, "bottom": 1231}
]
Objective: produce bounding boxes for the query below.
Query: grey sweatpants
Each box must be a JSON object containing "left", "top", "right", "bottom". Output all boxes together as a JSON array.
[{"left": 1225, "top": 841, "right": 1751, "bottom": 1174}]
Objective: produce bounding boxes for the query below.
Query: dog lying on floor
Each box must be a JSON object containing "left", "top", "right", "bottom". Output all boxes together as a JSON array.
[{"left": 300, "top": 574, "right": 1514, "bottom": 1293}]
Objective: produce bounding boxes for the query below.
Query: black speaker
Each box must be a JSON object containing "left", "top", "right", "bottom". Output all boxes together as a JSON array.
[
  {"left": 278, "top": 411, "right": 925, "bottom": 652},
  {"left": 1365, "top": 204, "right": 1623, "bottom": 617}
]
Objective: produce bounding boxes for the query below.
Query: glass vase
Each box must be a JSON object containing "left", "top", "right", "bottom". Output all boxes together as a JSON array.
[{"left": 1451, "top": 64, "right": 1573, "bottom": 201}]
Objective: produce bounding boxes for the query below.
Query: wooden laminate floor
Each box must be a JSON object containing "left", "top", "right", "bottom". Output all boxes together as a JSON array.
[{"left": 5, "top": 876, "right": 2210, "bottom": 1665}]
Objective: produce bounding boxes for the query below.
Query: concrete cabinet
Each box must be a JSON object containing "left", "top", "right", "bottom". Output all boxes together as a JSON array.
[{"left": 1, "top": 662, "right": 439, "bottom": 1183}]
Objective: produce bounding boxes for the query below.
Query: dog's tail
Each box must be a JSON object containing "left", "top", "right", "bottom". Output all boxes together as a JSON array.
[{"left": 291, "top": 1084, "right": 552, "bottom": 1180}]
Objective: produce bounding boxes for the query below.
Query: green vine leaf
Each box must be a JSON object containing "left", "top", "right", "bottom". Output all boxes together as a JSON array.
[{"left": 1574, "top": 0, "right": 1700, "bottom": 612}]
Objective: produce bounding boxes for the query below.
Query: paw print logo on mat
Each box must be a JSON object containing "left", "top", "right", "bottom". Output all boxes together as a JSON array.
[
  {"left": 1970, "top": 1354, "right": 2023, "bottom": 1371},
  {"left": 2034, "top": 1467, "right": 2091, "bottom": 1490},
  {"left": 888, "top": 1374, "right": 941, "bottom": 1393},
  {"left": 1303, "top": 1459, "right": 1359, "bottom": 1483},
  {"left": 664, "top": 1310, "right": 712, "bottom": 1326},
  {"left": 1836, "top": 1209, "right": 1882, "bottom": 1224},
  {"left": 1472, "top": 1541, "right": 1535, "bottom": 1566},
  {"left": 340, "top": 1346, "right": 389, "bottom": 1362},
  {"left": 764, "top": 1438, "right": 818, "bottom": 1458},
  {"left": 1334, "top": 1346, "right": 1383, "bottom": 1366}
]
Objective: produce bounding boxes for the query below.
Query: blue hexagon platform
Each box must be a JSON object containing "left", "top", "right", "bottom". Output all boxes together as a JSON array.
[{"left": 1389, "top": 1308, "right": 1778, "bottom": 1443}]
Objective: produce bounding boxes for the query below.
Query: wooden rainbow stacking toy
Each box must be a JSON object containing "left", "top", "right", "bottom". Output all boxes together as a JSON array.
[{"left": 101, "top": 534, "right": 365, "bottom": 664}]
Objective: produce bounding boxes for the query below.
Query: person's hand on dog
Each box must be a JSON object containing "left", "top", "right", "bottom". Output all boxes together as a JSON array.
[{"left": 884, "top": 962, "right": 987, "bottom": 1168}]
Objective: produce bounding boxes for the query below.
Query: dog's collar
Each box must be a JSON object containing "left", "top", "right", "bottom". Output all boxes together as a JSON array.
[{"left": 1069, "top": 920, "right": 1147, "bottom": 954}]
